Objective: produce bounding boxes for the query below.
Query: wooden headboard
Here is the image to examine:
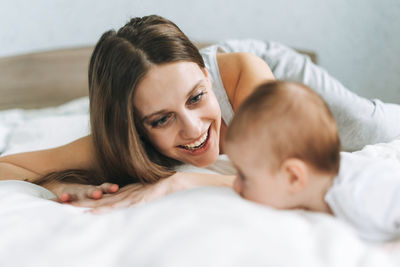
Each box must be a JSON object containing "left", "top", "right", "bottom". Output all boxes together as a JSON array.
[{"left": 0, "top": 43, "right": 317, "bottom": 110}]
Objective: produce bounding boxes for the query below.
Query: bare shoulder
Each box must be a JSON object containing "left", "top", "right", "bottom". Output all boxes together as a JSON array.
[{"left": 216, "top": 52, "right": 275, "bottom": 111}]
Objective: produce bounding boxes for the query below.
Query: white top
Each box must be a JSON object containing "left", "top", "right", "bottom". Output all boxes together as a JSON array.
[
  {"left": 325, "top": 152, "right": 400, "bottom": 242},
  {"left": 200, "top": 45, "right": 235, "bottom": 126}
]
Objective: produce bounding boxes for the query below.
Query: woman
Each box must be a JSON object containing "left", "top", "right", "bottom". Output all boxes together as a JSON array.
[{"left": 1, "top": 15, "right": 399, "bottom": 211}]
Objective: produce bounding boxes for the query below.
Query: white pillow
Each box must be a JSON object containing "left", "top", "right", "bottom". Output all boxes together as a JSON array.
[
  {"left": 0, "top": 180, "right": 55, "bottom": 199},
  {"left": 0, "top": 97, "right": 90, "bottom": 156}
]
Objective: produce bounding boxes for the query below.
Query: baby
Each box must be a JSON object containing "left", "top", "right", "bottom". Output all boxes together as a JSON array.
[{"left": 224, "top": 80, "right": 400, "bottom": 242}]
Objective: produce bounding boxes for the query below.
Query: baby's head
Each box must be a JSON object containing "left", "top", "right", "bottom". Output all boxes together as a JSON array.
[{"left": 225, "top": 81, "right": 340, "bottom": 210}]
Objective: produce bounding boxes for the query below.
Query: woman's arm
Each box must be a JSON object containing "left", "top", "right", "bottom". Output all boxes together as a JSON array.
[
  {"left": 0, "top": 162, "right": 39, "bottom": 181},
  {"left": 0, "top": 135, "right": 119, "bottom": 201},
  {"left": 0, "top": 135, "right": 96, "bottom": 182}
]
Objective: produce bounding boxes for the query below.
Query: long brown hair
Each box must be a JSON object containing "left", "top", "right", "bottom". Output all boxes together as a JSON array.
[{"left": 36, "top": 15, "right": 205, "bottom": 187}]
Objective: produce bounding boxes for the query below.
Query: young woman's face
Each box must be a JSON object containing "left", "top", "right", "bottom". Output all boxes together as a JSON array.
[{"left": 134, "top": 61, "right": 221, "bottom": 167}]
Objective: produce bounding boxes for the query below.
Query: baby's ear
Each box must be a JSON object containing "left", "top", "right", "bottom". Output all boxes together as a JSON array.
[{"left": 280, "top": 158, "right": 309, "bottom": 193}]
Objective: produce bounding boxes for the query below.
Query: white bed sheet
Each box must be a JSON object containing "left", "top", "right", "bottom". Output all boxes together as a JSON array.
[
  {"left": 0, "top": 180, "right": 397, "bottom": 267},
  {"left": 1, "top": 98, "right": 400, "bottom": 266}
]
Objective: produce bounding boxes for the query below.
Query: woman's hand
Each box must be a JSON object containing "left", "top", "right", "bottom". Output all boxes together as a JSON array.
[
  {"left": 47, "top": 182, "right": 119, "bottom": 203},
  {"left": 68, "top": 176, "right": 176, "bottom": 213},
  {"left": 68, "top": 172, "right": 235, "bottom": 214}
]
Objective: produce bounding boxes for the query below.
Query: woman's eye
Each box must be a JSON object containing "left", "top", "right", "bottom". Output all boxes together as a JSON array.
[
  {"left": 188, "top": 91, "right": 206, "bottom": 105},
  {"left": 151, "top": 114, "right": 171, "bottom": 127}
]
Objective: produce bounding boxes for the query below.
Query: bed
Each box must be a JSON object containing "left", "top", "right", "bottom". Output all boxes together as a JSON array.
[{"left": 0, "top": 41, "right": 399, "bottom": 267}]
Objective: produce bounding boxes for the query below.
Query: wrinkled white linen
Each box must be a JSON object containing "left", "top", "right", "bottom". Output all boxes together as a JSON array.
[{"left": 0, "top": 178, "right": 397, "bottom": 267}]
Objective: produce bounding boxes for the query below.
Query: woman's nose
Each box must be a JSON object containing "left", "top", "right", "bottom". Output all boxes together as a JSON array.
[{"left": 180, "top": 111, "right": 202, "bottom": 139}]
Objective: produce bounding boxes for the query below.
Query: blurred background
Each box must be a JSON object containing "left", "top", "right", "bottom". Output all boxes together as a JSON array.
[{"left": 1, "top": 0, "right": 399, "bottom": 103}]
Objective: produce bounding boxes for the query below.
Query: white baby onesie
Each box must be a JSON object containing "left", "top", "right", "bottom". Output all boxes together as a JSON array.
[{"left": 325, "top": 152, "right": 400, "bottom": 242}]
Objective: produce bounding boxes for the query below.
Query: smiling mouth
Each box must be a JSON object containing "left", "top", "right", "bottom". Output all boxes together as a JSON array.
[{"left": 178, "top": 126, "right": 210, "bottom": 151}]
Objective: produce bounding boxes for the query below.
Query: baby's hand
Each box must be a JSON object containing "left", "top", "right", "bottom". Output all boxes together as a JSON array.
[{"left": 49, "top": 182, "right": 119, "bottom": 203}]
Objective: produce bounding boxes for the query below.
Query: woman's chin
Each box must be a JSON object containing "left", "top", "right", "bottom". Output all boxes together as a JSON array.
[
  {"left": 189, "top": 149, "right": 219, "bottom": 168},
  {"left": 175, "top": 126, "right": 220, "bottom": 167}
]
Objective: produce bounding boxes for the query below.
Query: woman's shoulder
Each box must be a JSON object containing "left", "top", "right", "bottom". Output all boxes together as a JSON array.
[{"left": 216, "top": 52, "right": 275, "bottom": 111}]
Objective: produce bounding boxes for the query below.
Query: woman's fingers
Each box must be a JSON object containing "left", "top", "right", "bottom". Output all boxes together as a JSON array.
[
  {"left": 60, "top": 192, "right": 80, "bottom": 202},
  {"left": 64, "top": 183, "right": 120, "bottom": 201},
  {"left": 60, "top": 192, "right": 71, "bottom": 202},
  {"left": 87, "top": 188, "right": 103, "bottom": 199},
  {"left": 61, "top": 182, "right": 150, "bottom": 212},
  {"left": 49, "top": 183, "right": 120, "bottom": 205},
  {"left": 98, "top": 183, "right": 119, "bottom": 194}
]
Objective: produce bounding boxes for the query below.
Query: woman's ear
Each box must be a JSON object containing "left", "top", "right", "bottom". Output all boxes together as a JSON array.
[{"left": 280, "top": 158, "right": 309, "bottom": 193}]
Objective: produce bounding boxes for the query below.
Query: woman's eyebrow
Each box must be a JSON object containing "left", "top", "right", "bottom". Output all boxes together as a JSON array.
[
  {"left": 185, "top": 79, "right": 206, "bottom": 98},
  {"left": 141, "top": 79, "right": 206, "bottom": 122},
  {"left": 142, "top": 109, "right": 169, "bottom": 123}
]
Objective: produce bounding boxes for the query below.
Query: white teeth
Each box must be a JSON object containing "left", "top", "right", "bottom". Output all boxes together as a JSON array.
[{"left": 183, "top": 131, "right": 208, "bottom": 149}]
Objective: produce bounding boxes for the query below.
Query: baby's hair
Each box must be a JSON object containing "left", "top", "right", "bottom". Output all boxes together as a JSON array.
[{"left": 226, "top": 81, "right": 340, "bottom": 175}]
